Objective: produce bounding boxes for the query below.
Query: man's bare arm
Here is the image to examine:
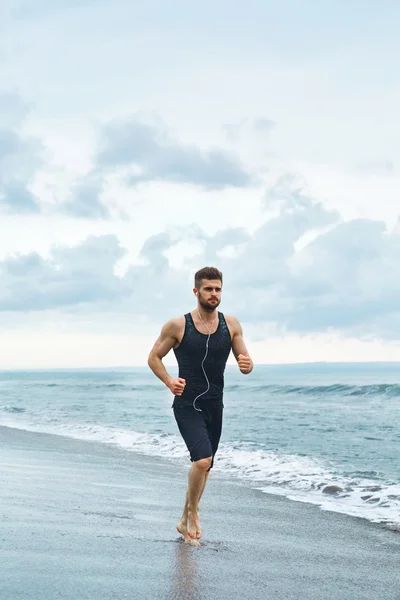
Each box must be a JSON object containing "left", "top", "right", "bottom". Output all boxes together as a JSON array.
[
  {"left": 147, "top": 319, "right": 186, "bottom": 395},
  {"left": 229, "top": 316, "right": 253, "bottom": 374}
]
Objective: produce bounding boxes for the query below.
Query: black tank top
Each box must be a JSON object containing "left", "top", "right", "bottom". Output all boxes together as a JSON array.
[{"left": 172, "top": 312, "right": 232, "bottom": 407}]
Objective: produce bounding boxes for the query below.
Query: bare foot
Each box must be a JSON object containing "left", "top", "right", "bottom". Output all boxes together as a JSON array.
[
  {"left": 176, "top": 519, "right": 187, "bottom": 538},
  {"left": 177, "top": 519, "right": 201, "bottom": 546},
  {"left": 187, "top": 538, "right": 201, "bottom": 547},
  {"left": 187, "top": 509, "right": 202, "bottom": 540}
]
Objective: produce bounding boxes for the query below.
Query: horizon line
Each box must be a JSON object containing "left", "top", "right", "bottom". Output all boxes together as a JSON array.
[{"left": 1, "top": 360, "right": 400, "bottom": 372}]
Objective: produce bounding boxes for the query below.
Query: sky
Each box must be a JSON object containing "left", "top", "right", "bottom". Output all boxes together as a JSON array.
[{"left": 1, "top": 0, "right": 400, "bottom": 368}]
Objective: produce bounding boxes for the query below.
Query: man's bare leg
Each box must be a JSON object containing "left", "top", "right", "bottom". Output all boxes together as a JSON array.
[
  {"left": 187, "top": 457, "right": 212, "bottom": 541},
  {"left": 199, "top": 469, "right": 210, "bottom": 503},
  {"left": 177, "top": 470, "right": 209, "bottom": 538},
  {"left": 176, "top": 458, "right": 212, "bottom": 544},
  {"left": 176, "top": 490, "right": 190, "bottom": 539}
]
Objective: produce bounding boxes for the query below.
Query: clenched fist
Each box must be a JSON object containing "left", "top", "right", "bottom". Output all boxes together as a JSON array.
[
  {"left": 168, "top": 377, "right": 186, "bottom": 396},
  {"left": 237, "top": 354, "right": 252, "bottom": 374}
]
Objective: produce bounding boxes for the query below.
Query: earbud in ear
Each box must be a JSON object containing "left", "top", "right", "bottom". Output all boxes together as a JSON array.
[{"left": 196, "top": 293, "right": 199, "bottom": 297}]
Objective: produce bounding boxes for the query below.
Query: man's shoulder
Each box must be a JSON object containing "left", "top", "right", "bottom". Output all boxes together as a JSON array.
[
  {"left": 224, "top": 314, "right": 240, "bottom": 324},
  {"left": 162, "top": 315, "right": 186, "bottom": 334},
  {"left": 223, "top": 314, "right": 241, "bottom": 332}
]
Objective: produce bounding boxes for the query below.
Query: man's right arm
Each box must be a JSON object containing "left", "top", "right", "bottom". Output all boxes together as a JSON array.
[{"left": 147, "top": 319, "right": 186, "bottom": 396}]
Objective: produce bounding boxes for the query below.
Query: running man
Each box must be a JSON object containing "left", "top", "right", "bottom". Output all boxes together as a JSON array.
[{"left": 147, "top": 266, "right": 253, "bottom": 545}]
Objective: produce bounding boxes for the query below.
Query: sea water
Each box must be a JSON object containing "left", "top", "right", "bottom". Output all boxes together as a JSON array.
[{"left": 1, "top": 363, "right": 399, "bottom": 530}]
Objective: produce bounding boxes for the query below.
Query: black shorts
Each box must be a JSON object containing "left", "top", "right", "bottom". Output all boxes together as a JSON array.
[{"left": 173, "top": 401, "right": 223, "bottom": 470}]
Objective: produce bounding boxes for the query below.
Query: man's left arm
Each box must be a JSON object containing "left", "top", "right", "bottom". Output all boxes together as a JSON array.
[{"left": 230, "top": 317, "right": 253, "bottom": 375}]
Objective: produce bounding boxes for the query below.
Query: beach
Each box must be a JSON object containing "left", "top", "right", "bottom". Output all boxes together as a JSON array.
[{"left": 1, "top": 425, "right": 399, "bottom": 600}]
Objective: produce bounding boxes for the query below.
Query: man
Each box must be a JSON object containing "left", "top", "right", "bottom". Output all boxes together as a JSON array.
[{"left": 147, "top": 266, "right": 253, "bottom": 546}]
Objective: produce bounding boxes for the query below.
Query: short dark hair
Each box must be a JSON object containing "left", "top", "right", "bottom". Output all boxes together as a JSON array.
[{"left": 194, "top": 266, "right": 223, "bottom": 290}]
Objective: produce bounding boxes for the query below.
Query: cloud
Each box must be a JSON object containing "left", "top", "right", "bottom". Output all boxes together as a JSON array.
[
  {"left": 0, "top": 223, "right": 251, "bottom": 319},
  {"left": 0, "top": 182, "right": 40, "bottom": 214},
  {"left": 215, "top": 176, "right": 400, "bottom": 339},
  {"left": 139, "top": 231, "right": 172, "bottom": 273},
  {"left": 56, "top": 115, "right": 254, "bottom": 219},
  {"left": 96, "top": 118, "right": 253, "bottom": 190},
  {"left": 0, "top": 93, "right": 43, "bottom": 214},
  {"left": 0, "top": 235, "right": 127, "bottom": 311},
  {"left": 253, "top": 118, "right": 276, "bottom": 132},
  {"left": 1, "top": 173, "right": 400, "bottom": 343},
  {"left": 62, "top": 176, "right": 110, "bottom": 219},
  {"left": 128, "top": 176, "right": 400, "bottom": 341}
]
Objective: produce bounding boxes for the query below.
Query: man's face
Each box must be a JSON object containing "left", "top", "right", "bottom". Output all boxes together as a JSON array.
[{"left": 196, "top": 279, "right": 222, "bottom": 312}]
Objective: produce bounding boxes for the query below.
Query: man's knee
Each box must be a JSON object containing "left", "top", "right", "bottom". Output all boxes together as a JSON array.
[{"left": 194, "top": 456, "right": 213, "bottom": 471}]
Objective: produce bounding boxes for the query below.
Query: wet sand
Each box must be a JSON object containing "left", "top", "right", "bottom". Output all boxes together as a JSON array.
[{"left": 1, "top": 425, "right": 399, "bottom": 600}]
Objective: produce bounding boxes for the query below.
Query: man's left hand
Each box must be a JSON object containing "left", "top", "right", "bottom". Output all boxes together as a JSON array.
[{"left": 237, "top": 354, "right": 252, "bottom": 374}]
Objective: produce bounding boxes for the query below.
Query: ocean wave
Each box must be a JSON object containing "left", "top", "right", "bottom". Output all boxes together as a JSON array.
[
  {"left": 0, "top": 405, "right": 26, "bottom": 413},
  {"left": 16, "top": 381, "right": 400, "bottom": 398},
  {"left": 1, "top": 415, "right": 399, "bottom": 531},
  {"left": 20, "top": 382, "right": 163, "bottom": 392},
  {"left": 226, "top": 383, "right": 400, "bottom": 397}
]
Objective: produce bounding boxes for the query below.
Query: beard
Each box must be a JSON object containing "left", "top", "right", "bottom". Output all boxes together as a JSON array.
[{"left": 198, "top": 295, "right": 221, "bottom": 312}]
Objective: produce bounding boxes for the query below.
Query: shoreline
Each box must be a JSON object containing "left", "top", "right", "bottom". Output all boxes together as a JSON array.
[
  {"left": 2, "top": 419, "right": 399, "bottom": 535},
  {"left": 1, "top": 425, "right": 400, "bottom": 599}
]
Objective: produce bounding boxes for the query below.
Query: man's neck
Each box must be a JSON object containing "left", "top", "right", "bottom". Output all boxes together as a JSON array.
[{"left": 196, "top": 307, "right": 218, "bottom": 322}]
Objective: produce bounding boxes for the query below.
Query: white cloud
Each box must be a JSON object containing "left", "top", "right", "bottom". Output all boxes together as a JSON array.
[
  {"left": 2, "top": 180, "right": 400, "bottom": 344},
  {"left": 0, "top": 94, "right": 44, "bottom": 214}
]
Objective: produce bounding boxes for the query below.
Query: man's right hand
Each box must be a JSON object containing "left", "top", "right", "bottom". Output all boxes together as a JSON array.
[{"left": 168, "top": 377, "right": 186, "bottom": 396}]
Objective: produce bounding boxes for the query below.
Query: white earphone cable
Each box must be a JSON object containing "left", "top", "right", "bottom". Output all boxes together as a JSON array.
[{"left": 192, "top": 311, "right": 218, "bottom": 412}]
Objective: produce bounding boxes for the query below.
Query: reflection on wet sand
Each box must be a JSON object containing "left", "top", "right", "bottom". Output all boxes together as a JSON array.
[{"left": 167, "top": 538, "right": 203, "bottom": 600}]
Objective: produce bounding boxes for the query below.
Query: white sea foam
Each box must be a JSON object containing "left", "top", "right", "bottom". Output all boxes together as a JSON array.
[{"left": 1, "top": 412, "right": 399, "bottom": 531}]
